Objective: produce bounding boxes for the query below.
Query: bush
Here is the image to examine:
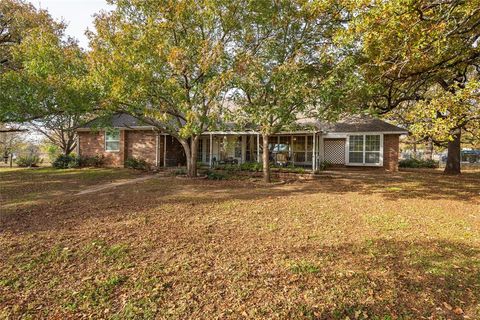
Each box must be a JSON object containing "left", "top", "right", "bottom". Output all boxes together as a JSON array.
[
  {"left": 318, "top": 160, "right": 331, "bottom": 171},
  {"left": 52, "top": 154, "right": 77, "bottom": 169},
  {"left": 52, "top": 154, "right": 105, "bottom": 169},
  {"left": 399, "top": 158, "right": 439, "bottom": 168},
  {"left": 239, "top": 162, "right": 262, "bottom": 172},
  {"left": 16, "top": 155, "right": 42, "bottom": 167},
  {"left": 206, "top": 170, "right": 228, "bottom": 180},
  {"left": 125, "top": 157, "right": 149, "bottom": 170},
  {"left": 79, "top": 155, "right": 105, "bottom": 167}
]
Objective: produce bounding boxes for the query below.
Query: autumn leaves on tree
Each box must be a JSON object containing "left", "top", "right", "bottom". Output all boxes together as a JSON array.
[{"left": 1, "top": 0, "right": 479, "bottom": 177}]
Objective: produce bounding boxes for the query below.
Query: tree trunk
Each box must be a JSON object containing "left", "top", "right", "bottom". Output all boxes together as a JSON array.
[
  {"left": 425, "top": 139, "right": 433, "bottom": 160},
  {"left": 178, "top": 138, "right": 192, "bottom": 176},
  {"left": 189, "top": 136, "right": 199, "bottom": 177},
  {"left": 262, "top": 133, "right": 270, "bottom": 183},
  {"left": 178, "top": 136, "right": 198, "bottom": 178},
  {"left": 444, "top": 129, "right": 461, "bottom": 175}
]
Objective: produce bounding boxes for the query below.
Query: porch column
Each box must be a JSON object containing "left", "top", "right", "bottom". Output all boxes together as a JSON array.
[
  {"left": 163, "top": 135, "right": 167, "bottom": 167},
  {"left": 291, "top": 135, "right": 294, "bottom": 166},
  {"left": 209, "top": 133, "right": 213, "bottom": 168},
  {"left": 312, "top": 132, "right": 316, "bottom": 171},
  {"left": 155, "top": 133, "right": 159, "bottom": 167},
  {"left": 257, "top": 133, "right": 260, "bottom": 163}
]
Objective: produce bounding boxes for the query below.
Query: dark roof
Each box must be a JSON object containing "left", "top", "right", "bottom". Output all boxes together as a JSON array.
[
  {"left": 315, "top": 115, "right": 407, "bottom": 133},
  {"left": 81, "top": 113, "right": 144, "bottom": 128},
  {"left": 79, "top": 113, "right": 407, "bottom": 133}
]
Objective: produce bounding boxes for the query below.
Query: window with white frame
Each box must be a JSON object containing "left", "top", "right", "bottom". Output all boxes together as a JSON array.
[
  {"left": 105, "top": 129, "right": 120, "bottom": 152},
  {"left": 348, "top": 134, "right": 382, "bottom": 165}
]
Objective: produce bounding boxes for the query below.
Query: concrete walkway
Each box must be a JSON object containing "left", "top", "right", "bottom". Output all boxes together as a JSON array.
[{"left": 75, "top": 174, "right": 160, "bottom": 196}]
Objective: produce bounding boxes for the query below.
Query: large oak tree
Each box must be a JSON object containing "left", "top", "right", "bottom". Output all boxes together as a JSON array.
[
  {"left": 347, "top": 0, "right": 480, "bottom": 174},
  {"left": 90, "top": 0, "right": 242, "bottom": 177},
  {"left": 232, "top": 0, "right": 355, "bottom": 182}
]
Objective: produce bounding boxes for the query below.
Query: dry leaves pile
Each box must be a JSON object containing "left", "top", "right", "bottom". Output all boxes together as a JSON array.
[{"left": 1, "top": 168, "right": 479, "bottom": 319}]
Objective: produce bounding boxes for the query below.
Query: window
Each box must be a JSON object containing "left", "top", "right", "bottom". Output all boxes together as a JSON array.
[
  {"left": 365, "top": 135, "right": 381, "bottom": 164},
  {"left": 348, "top": 134, "right": 382, "bottom": 165},
  {"left": 348, "top": 135, "right": 364, "bottom": 163},
  {"left": 105, "top": 129, "right": 120, "bottom": 152}
]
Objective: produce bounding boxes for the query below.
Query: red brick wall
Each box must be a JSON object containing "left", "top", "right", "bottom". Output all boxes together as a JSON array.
[
  {"left": 383, "top": 134, "right": 400, "bottom": 171},
  {"left": 77, "top": 130, "right": 125, "bottom": 167},
  {"left": 126, "top": 131, "right": 158, "bottom": 166}
]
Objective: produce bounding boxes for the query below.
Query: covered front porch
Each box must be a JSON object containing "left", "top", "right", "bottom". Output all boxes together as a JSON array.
[{"left": 195, "top": 132, "right": 324, "bottom": 170}]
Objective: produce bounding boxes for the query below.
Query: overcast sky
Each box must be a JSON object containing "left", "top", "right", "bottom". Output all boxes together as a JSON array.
[{"left": 35, "top": 0, "right": 113, "bottom": 49}]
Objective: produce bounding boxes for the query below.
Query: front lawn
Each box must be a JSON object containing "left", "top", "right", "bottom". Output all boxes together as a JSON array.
[{"left": 0, "top": 169, "right": 479, "bottom": 319}]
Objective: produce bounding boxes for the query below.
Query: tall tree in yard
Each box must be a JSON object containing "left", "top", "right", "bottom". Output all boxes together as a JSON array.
[
  {"left": 0, "top": 0, "right": 61, "bottom": 73},
  {"left": 29, "top": 114, "right": 88, "bottom": 155},
  {"left": 0, "top": 1, "right": 96, "bottom": 125},
  {"left": 232, "top": 0, "right": 352, "bottom": 182},
  {"left": 90, "top": 0, "right": 242, "bottom": 177},
  {"left": 347, "top": 0, "right": 480, "bottom": 174}
]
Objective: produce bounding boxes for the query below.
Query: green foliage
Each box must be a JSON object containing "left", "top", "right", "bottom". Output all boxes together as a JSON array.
[
  {"left": 16, "top": 155, "right": 42, "bottom": 167},
  {"left": 0, "top": 1, "right": 97, "bottom": 123},
  {"left": 43, "top": 144, "right": 61, "bottom": 162},
  {"left": 78, "top": 155, "right": 105, "bottom": 168},
  {"left": 206, "top": 170, "right": 228, "bottom": 180},
  {"left": 52, "top": 154, "right": 104, "bottom": 169},
  {"left": 76, "top": 275, "right": 127, "bottom": 307},
  {"left": 124, "top": 157, "right": 149, "bottom": 171},
  {"left": 406, "top": 80, "right": 480, "bottom": 144},
  {"left": 52, "top": 154, "right": 76, "bottom": 169},
  {"left": 239, "top": 162, "right": 262, "bottom": 172},
  {"left": 0, "top": 0, "right": 63, "bottom": 73},
  {"left": 345, "top": 0, "right": 480, "bottom": 172},
  {"left": 399, "top": 159, "right": 439, "bottom": 169},
  {"left": 89, "top": 0, "right": 245, "bottom": 177},
  {"left": 288, "top": 261, "right": 320, "bottom": 274},
  {"left": 318, "top": 160, "right": 331, "bottom": 171}
]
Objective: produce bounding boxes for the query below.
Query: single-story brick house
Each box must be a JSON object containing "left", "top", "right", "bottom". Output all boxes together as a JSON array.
[{"left": 76, "top": 114, "right": 407, "bottom": 171}]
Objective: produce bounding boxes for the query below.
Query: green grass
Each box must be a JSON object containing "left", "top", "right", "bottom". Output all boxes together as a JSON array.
[{"left": 288, "top": 261, "right": 321, "bottom": 274}]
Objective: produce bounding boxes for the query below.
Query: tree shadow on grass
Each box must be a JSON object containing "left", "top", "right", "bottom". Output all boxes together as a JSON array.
[
  {"left": 1, "top": 168, "right": 479, "bottom": 234},
  {"left": 285, "top": 239, "right": 480, "bottom": 319},
  {"left": 312, "top": 169, "right": 480, "bottom": 202}
]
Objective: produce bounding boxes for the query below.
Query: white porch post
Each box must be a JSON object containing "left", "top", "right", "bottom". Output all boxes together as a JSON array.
[
  {"left": 209, "top": 133, "right": 213, "bottom": 168},
  {"left": 312, "top": 132, "right": 316, "bottom": 171},
  {"left": 163, "top": 135, "right": 167, "bottom": 167},
  {"left": 291, "top": 135, "right": 294, "bottom": 166},
  {"left": 155, "top": 133, "right": 159, "bottom": 167},
  {"left": 257, "top": 133, "right": 260, "bottom": 163}
]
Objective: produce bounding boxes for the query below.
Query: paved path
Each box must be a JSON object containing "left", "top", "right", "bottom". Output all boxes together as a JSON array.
[{"left": 75, "top": 174, "right": 160, "bottom": 196}]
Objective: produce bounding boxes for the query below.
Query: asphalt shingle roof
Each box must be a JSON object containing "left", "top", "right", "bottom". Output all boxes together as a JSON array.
[
  {"left": 314, "top": 115, "right": 407, "bottom": 133},
  {"left": 81, "top": 113, "right": 144, "bottom": 128},
  {"left": 79, "top": 113, "right": 407, "bottom": 134}
]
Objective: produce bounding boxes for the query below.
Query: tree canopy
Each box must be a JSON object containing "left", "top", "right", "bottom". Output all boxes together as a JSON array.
[
  {"left": 89, "top": 0, "right": 243, "bottom": 176},
  {"left": 0, "top": 0, "right": 96, "bottom": 125},
  {"left": 346, "top": 0, "right": 480, "bottom": 173},
  {"left": 230, "top": 0, "right": 355, "bottom": 181}
]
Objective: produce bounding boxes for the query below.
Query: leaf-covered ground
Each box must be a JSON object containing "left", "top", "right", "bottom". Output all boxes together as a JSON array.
[{"left": 1, "top": 168, "right": 479, "bottom": 319}]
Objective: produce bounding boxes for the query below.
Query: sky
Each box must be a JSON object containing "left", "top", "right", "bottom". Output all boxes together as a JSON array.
[{"left": 35, "top": 0, "right": 113, "bottom": 49}]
